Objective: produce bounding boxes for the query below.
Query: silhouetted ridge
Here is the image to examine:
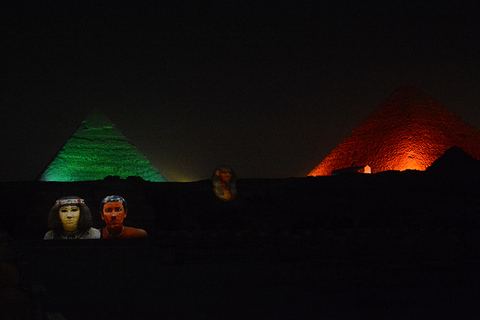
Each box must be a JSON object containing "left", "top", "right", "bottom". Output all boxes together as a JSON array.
[{"left": 427, "top": 146, "right": 480, "bottom": 175}]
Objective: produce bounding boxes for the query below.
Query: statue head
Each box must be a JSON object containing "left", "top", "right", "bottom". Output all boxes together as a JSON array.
[
  {"left": 47, "top": 196, "right": 93, "bottom": 232},
  {"left": 212, "top": 166, "right": 237, "bottom": 201},
  {"left": 100, "top": 195, "right": 128, "bottom": 229}
]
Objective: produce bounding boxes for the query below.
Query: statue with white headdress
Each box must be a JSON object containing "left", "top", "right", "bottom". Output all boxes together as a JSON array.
[{"left": 44, "top": 196, "right": 101, "bottom": 240}]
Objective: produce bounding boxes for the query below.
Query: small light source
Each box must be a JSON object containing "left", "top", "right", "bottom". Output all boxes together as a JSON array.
[{"left": 331, "top": 165, "right": 371, "bottom": 176}]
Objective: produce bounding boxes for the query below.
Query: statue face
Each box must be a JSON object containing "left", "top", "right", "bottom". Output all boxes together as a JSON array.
[
  {"left": 216, "top": 168, "right": 232, "bottom": 184},
  {"left": 59, "top": 205, "right": 80, "bottom": 232},
  {"left": 102, "top": 202, "right": 127, "bottom": 229}
]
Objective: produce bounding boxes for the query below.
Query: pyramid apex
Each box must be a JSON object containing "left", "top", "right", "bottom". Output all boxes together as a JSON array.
[
  {"left": 82, "top": 109, "right": 116, "bottom": 129},
  {"left": 74, "top": 109, "right": 124, "bottom": 140},
  {"left": 388, "top": 84, "right": 434, "bottom": 101}
]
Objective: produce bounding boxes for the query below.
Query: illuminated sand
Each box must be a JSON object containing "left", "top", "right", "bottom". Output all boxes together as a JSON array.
[{"left": 310, "top": 85, "right": 480, "bottom": 176}]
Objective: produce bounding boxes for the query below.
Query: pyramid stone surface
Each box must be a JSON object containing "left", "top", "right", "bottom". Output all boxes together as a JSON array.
[
  {"left": 309, "top": 85, "right": 480, "bottom": 176},
  {"left": 39, "top": 111, "right": 167, "bottom": 182}
]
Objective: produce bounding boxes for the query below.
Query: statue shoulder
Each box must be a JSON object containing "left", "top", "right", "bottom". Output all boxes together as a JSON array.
[
  {"left": 123, "top": 227, "right": 148, "bottom": 238},
  {"left": 43, "top": 230, "right": 54, "bottom": 240},
  {"left": 84, "top": 227, "right": 101, "bottom": 239}
]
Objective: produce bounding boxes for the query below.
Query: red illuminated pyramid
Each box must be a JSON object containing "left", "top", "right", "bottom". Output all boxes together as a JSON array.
[{"left": 309, "top": 85, "right": 480, "bottom": 176}]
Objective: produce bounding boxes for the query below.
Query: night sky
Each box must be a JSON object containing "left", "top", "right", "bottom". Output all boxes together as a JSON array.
[{"left": 1, "top": 1, "right": 479, "bottom": 182}]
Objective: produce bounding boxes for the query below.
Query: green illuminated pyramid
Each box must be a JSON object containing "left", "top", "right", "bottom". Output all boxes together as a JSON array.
[{"left": 39, "top": 111, "right": 167, "bottom": 182}]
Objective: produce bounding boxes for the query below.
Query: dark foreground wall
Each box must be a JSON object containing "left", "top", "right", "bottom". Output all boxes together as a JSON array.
[
  {"left": 3, "top": 171, "right": 480, "bottom": 240},
  {"left": 2, "top": 172, "right": 480, "bottom": 319}
]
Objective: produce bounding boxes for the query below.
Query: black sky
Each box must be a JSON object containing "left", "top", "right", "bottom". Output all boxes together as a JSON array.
[{"left": 1, "top": 1, "right": 480, "bottom": 181}]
